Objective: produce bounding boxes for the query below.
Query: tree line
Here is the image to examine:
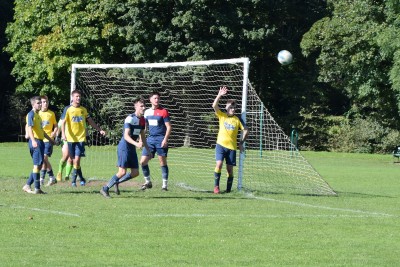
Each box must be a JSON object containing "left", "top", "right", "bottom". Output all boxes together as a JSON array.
[{"left": 1, "top": 0, "right": 399, "bottom": 152}]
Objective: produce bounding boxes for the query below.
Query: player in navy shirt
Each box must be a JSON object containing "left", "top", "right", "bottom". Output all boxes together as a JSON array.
[
  {"left": 140, "top": 91, "right": 172, "bottom": 191},
  {"left": 100, "top": 97, "right": 150, "bottom": 198}
]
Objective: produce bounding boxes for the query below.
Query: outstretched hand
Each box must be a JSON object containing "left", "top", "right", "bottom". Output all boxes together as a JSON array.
[{"left": 219, "top": 86, "right": 228, "bottom": 96}]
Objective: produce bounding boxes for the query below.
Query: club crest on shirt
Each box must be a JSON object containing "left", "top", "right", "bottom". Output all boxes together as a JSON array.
[
  {"left": 72, "top": 116, "right": 84, "bottom": 123},
  {"left": 224, "top": 122, "right": 235, "bottom": 130}
]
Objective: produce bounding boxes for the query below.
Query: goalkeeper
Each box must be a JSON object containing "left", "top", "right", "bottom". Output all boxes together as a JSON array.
[
  {"left": 100, "top": 97, "right": 151, "bottom": 198},
  {"left": 212, "top": 86, "right": 248, "bottom": 194}
]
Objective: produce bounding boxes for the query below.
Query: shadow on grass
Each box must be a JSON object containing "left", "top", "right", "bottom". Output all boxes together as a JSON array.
[
  {"left": 57, "top": 187, "right": 253, "bottom": 200},
  {"left": 53, "top": 182, "right": 396, "bottom": 200},
  {"left": 334, "top": 191, "right": 397, "bottom": 198}
]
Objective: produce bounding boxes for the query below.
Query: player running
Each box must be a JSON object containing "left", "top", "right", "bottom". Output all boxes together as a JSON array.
[{"left": 100, "top": 97, "right": 151, "bottom": 198}]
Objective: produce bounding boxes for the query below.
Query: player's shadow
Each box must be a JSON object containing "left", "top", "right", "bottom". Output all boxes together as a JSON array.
[
  {"left": 333, "top": 191, "right": 396, "bottom": 198},
  {"left": 117, "top": 194, "right": 251, "bottom": 200},
  {"left": 70, "top": 188, "right": 253, "bottom": 200},
  {"left": 61, "top": 189, "right": 396, "bottom": 200}
]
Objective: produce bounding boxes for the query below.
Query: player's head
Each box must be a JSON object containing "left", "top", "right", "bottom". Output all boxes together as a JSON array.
[
  {"left": 30, "top": 96, "right": 42, "bottom": 111},
  {"left": 225, "top": 99, "right": 236, "bottom": 115},
  {"left": 40, "top": 95, "right": 49, "bottom": 111},
  {"left": 149, "top": 90, "right": 160, "bottom": 108},
  {"left": 134, "top": 96, "right": 146, "bottom": 116},
  {"left": 149, "top": 90, "right": 160, "bottom": 99},
  {"left": 71, "top": 89, "right": 81, "bottom": 96},
  {"left": 71, "top": 90, "right": 82, "bottom": 106}
]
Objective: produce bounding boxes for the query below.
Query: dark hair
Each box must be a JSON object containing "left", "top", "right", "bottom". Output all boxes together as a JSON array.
[
  {"left": 149, "top": 90, "right": 160, "bottom": 99},
  {"left": 134, "top": 96, "right": 145, "bottom": 104},
  {"left": 226, "top": 99, "right": 236, "bottom": 106}
]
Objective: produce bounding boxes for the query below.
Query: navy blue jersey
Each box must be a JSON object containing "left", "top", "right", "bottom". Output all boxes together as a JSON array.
[
  {"left": 118, "top": 114, "right": 145, "bottom": 150},
  {"left": 144, "top": 107, "right": 170, "bottom": 140}
]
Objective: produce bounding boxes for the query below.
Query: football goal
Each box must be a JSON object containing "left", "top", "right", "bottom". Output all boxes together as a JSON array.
[{"left": 71, "top": 58, "right": 336, "bottom": 196}]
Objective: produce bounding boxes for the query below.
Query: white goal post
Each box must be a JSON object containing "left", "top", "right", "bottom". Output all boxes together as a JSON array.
[{"left": 71, "top": 57, "right": 336, "bottom": 196}]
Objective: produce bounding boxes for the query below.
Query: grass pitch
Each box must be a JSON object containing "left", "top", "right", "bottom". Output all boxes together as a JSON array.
[{"left": 0, "top": 143, "right": 399, "bottom": 266}]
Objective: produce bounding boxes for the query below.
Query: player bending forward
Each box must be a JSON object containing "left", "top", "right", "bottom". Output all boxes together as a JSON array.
[
  {"left": 100, "top": 97, "right": 151, "bottom": 198},
  {"left": 212, "top": 86, "right": 248, "bottom": 194}
]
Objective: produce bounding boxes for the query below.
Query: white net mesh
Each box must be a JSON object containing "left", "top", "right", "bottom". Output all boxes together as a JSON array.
[{"left": 73, "top": 58, "right": 336, "bottom": 196}]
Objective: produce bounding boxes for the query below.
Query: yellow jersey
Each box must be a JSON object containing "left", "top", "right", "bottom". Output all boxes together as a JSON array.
[
  {"left": 39, "top": 109, "right": 57, "bottom": 142},
  {"left": 61, "top": 105, "right": 89, "bottom": 142},
  {"left": 215, "top": 110, "right": 245, "bottom": 150},
  {"left": 26, "top": 110, "right": 44, "bottom": 140}
]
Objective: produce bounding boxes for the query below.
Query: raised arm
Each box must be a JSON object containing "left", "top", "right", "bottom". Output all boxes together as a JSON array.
[{"left": 212, "top": 86, "right": 228, "bottom": 113}]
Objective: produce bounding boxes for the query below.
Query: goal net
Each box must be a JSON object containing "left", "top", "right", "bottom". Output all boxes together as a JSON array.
[{"left": 71, "top": 58, "right": 336, "bottom": 196}]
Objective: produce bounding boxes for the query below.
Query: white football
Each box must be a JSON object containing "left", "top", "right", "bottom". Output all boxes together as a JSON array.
[{"left": 277, "top": 50, "right": 293, "bottom": 65}]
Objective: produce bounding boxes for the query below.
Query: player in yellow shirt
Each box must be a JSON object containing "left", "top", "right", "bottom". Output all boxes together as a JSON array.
[
  {"left": 212, "top": 86, "right": 248, "bottom": 194},
  {"left": 39, "top": 95, "right": 58, "bottom": 186},
  {"left": 22, "top": 96, "right": 54, "bottom": 194},
  {"left": 61, "top": 90, "right": 106, "bottom": 187}
]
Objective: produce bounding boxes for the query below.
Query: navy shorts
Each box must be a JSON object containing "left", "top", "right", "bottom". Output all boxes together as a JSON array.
[
  {"left": 142, "top": 138, "right": 168, "bottom": 157},
  {"left": 117, "top": 146, "right": 139, "bottom": 169},
  {"left": 68, "top": 142, "right": 86, "bottom": 158},
  {"left": 215, "top": 144, "right": 236, "bottom": 166},
  {"left": 44, "top": 141, "right": 53, "bottom": 157},
  {"left": 29, "top": 139, "right": 45, "bottom": 166}
]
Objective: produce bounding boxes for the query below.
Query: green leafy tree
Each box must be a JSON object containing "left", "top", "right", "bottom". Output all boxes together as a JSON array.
[
  {"left": 377, "top": 0, "right": 400, "bottom": 113},
  {"left": 5, "top": 0, "right": 123, "bottom": 106},
  {"left": 5, "top": 0, "right": 329, "bottom": 138},
  {"left": 301, "top": 0, "right": 400, "bottom": 129}
]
